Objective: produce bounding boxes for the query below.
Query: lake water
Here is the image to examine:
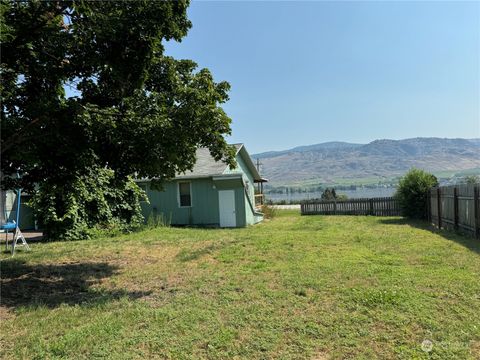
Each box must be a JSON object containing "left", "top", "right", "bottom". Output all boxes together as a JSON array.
[{"left": 266, "top": 187, "right": 396, "bottom": 202}]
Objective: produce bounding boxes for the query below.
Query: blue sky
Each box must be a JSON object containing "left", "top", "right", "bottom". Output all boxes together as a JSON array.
[{"left": 164, "top": 1, "right": 480, "bottom": 154}]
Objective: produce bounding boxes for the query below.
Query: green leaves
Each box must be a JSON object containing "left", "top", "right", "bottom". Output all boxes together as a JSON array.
[
  {"left": 29, "top": 167, "right": 145, "bottom": 240},
  {"left": 2, "top": 0, "right": 234, "bottom": 238},
  {"left": 395, "top": 168, "right": 438, "bottom": 219}
]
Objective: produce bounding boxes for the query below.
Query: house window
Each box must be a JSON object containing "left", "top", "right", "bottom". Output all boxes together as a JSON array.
[{"left": 178, "top": 182, "right": 192, "bottom": 207}]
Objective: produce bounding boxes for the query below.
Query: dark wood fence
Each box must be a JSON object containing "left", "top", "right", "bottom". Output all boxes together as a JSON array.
[
  {"left": 429, "top": 184, "right": 480, "bottom": 239},
  {"left": 301, "top": 197, "right": 401, "bottom": 216}
]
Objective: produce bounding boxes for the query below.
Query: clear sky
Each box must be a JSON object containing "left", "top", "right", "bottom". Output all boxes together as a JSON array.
[{"left": 164, "top": 1, "right": 480, "bottom": 154}]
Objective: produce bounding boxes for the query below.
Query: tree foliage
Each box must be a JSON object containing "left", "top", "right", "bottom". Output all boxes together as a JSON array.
[
  {"left": 1, "top": 1, "right": 236, "bottom": 238},
  {"left": 30, "top": 167, "right": 145, "bottom": 240},
  {"left": 395, "top": 168, "right": 438, "bottom": 219},
  {"left": 464, "top": 175, "right": 480, "bottom": 185},
  {"left": 321, "top": 188, "right": 337, "bottom": 201}
]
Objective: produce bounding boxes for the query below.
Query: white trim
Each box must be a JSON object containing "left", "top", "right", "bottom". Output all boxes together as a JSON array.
[
  {"left": 177, "top": 181, "right": 192, "bottom": 208},
  {"left": 212, "top": 174, "right": 244, "bottom": 181},
  {"left": 136, "top": 173, "right": 243, "bottom": 184}
]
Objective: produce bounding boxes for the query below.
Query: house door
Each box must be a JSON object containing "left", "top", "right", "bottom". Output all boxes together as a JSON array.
[{"left": 219, "top": 190, "right": 236, "bottom": 227}]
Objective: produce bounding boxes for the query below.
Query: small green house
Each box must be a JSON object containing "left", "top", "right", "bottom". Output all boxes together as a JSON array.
[{"left": 137, "top": 144, "right": 267, "bottom": 227}]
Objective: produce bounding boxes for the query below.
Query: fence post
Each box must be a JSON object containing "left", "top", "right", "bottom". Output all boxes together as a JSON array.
[
  {"left": 474, "top": 185, "right": 479, "bottom": 239},
  {"left": 437, "top": 187, "right": 442, "bottom": 229},
  {"left": 333, "top": 201, "right": 337, "bottom": 215},
  {"left": 454, "top": 186, "right": 459, "bottom": 230},
  {"left": 369, "top": 198, "right": 374, "bottom": 216},
  {"left": 426, "top": 190, "right": 431, "bottom": 222}
]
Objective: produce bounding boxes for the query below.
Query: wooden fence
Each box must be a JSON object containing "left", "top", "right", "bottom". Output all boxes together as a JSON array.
[
  {"left": 429, "top": 184, "right": 480, "bottom": 239},
  {"left": 301, "top": 197, "right": 401, "bottom": 216}
]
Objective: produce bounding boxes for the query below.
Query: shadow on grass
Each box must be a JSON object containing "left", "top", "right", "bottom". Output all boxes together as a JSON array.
[
  {"left": 379, "top": 218, "right": 480, "bottom": 255},
  {"left": 0, "top": 259, "right": 150, "bottom": 309}
]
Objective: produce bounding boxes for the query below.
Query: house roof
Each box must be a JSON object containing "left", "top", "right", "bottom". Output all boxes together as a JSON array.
[
  {"left": 176, "top": 144, "right": 243, "bottom": 178},
  {"left": 175, "top": 144, "right": 264, "bottom": 182}
]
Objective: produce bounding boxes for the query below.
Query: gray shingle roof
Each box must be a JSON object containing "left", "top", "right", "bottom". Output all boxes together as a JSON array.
[{"left": 176, "top": 144, "right": 243, "bottom": 178}]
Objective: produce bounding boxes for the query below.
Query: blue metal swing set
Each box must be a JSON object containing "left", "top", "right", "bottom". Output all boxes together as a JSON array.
[{"left": 1, "top": 188, "right": 30, "bottom": 255}]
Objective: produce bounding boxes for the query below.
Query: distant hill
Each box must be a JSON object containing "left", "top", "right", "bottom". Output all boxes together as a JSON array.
[
  {"left": 252, "top": 138, "right": 480, "bottom": 186},
  {"left": 255, "top": 141, "right": 362, "bottom": 159}
]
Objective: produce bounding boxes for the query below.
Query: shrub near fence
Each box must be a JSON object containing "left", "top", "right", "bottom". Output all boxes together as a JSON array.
[
  {"left": 429, "top": 184, "right": 480, "bottom": 239},
  {"left": 301, "top": 197, "right": 401, "bottom": 216}
]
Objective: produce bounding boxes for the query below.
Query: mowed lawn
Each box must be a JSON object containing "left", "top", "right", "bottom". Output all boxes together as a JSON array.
[{"left": 1, "top": 211, "right": 479, "bottom": 359}]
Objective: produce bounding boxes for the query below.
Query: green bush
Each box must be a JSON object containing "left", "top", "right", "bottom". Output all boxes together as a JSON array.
[
  {"left": 395, "top": 168, "right": 438, "bottom": 219},
  {"left": 29, "top": 167, "right": 146, "bottom": 240}
]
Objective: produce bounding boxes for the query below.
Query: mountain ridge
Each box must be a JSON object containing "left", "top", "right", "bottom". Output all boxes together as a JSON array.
[
  {"left": 254, "top": 141, "right": 362, "bottom": 159},
  {"left": 251, "top": 137, "right": 480, "bottom": 186}
]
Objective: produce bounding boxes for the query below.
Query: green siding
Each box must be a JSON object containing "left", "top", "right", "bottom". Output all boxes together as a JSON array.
[
  {"left": 224, "top": 151, "right": 263, "bottom": 226},
  {"left": 140, "top": 178, "right": 249, "bottom": 228},
  {"left": 234, "top": 187, "right": 246, "bottom": 227},
  {"left": 19, "top": 200, "right": 35, "bottom": 230},
  {"left": 140, "top": 179, "right": 223, "bottom": 226},
  {"left": 224, "top": 153, "right": 255, "bottom": 202}
]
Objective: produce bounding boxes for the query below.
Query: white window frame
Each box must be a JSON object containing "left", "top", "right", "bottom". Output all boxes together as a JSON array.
[{"left": 177, "top": 181, "right": 192, "bottom": 208}]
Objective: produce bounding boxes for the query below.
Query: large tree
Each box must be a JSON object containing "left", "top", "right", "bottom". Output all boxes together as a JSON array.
[{"left": 1, "top": 1, "right": 235, "bottom": 238}]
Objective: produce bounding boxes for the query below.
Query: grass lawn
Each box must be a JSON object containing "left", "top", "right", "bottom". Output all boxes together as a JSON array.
[{"left": 1, "top": 211, "right": 479, "bottom": 359}]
